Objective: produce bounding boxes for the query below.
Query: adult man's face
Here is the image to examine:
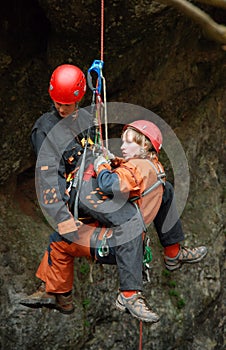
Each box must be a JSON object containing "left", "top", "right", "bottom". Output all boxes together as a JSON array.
[{"left": 54, "top": 102, "right": 77, "bottom": 118}]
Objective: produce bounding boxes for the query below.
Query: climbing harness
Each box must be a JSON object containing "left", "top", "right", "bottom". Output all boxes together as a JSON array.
[
  {"left": 129, "top": 159, "right": 165, "bottom": 236},
  {"left": 71, "top": 129, "right": 91, "bottom": 220},
  {"left": 129, "top": 159, "right": 166, "bottom": 284},
  {"left": 130, "top": 159, "right": 166, "bottom": 203}
]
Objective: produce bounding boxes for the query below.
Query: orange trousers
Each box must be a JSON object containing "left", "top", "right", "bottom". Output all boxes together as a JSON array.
[{"left": 36, "top": 223, "right": 110, "bottom": 293}]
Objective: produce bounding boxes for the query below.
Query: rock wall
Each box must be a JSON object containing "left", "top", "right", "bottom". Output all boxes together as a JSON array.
[{"left": 0, "top": 1, "right": 225, "bottom": 349}]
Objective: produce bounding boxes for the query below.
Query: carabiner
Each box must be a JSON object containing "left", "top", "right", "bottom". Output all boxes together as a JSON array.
[
  {"left": 98, "top": 243, "right": 110, "bottom": 257},
  {"left": 98, "top": 235, "right": 110, "bottom": 257},
  {"left": 87, "top": 59, "right": 104, "bottom": 94},
  {"left": 97, "top": 228, "right": 111, "bottom": 257}
]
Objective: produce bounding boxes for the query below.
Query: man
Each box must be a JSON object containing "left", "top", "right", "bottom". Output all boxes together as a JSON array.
[{"left": 31, "top": 64, "right": 94, "bottom": 239}]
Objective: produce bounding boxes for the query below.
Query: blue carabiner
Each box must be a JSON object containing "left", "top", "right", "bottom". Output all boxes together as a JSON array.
[{"left": 87, "top": 59, "right": 104, "bottom": 94}]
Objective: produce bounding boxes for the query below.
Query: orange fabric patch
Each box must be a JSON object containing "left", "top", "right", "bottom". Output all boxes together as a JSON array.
[
  {"left": 58, "top": 217, "right": 78, "bottom": 235},
  {"left": 41, "top": 165, "right": 48, "bottom": 171}
]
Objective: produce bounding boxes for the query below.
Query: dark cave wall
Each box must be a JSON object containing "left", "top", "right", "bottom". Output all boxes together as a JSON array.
[
  {"left": 0, "top": 1, "right": 225, "bottom": 350},
  {"left": 0, "top": 0, "right": 225, "bottom": 187}
]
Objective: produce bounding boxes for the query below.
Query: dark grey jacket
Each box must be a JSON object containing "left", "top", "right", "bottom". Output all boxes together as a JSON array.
[{"left": 31, "top": 106, "right": 95, "bottom": 234}]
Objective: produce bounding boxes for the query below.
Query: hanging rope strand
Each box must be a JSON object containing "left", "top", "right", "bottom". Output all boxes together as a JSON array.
[
  {"left": 101, "top": 69, "right": 108, "bottom": 151},
  {"left": 139, "top": 320, "right": 143, "bottom": 350},
  {"left": 100, "top": 0, "right": 109, "bottom": 152},
  {"left": 100, "top": 0, "right": 104, "bottom": 61},
  {"left": 87, "top": 0, "right": 108, "bottom": 153}
]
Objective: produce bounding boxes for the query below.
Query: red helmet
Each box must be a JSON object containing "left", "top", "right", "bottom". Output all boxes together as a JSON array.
[
  {"left": 123, "top": 120, "right": 163, "bottom": 153},
  {"left": 48, "top": 64, "right": 86, "bottom": 104}
]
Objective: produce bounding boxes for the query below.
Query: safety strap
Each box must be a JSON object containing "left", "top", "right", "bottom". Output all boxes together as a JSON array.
[
  {"left": 130, "top": 159, "right": 166, "bottom": 234},
  {"left": 130, "top": 159, "right": 166, "bottom": 203},
  {"left": 73, "top": 130, "right": 91, "bottom": 219},
  {"left": 130, "top": 176, "right": 165, "bottom": 203}
]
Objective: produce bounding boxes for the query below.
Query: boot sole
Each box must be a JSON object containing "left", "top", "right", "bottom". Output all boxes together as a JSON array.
[{"left": 20, "top": 298, "right": 56, "bottom": 307}]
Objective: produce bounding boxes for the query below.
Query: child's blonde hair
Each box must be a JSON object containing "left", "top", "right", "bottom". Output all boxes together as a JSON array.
[{"left": 123, "top": 127, "right": 157, "bottom": 159}]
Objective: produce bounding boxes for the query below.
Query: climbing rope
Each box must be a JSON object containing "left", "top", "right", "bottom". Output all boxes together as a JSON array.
[
  {"left": 87, "top": 5, "right": 146, "bottom": 349},
  {"left": 100, "top": 0, "right": 104, "bottom": 62},
  {"left": 100, "top": 0, "right": 108, "bottom": 150},
  {"left": 139, "top": 320, "right": 143, "bottom": 350},
  {"left": 87, "top": 0, "right": 108, "bottom": 154}
]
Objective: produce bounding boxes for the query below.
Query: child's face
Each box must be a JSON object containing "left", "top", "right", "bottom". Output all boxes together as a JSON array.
[{"left": 121, "top": 129, "right": 143, "bottom": 160}]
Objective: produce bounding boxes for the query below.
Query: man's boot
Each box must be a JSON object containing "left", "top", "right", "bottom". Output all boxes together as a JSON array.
[
  {"left": 20, "top": 282, "right": 56, "bottom": 307},
  {"left": 56, "top": 293, "right": 75, "bottom": 314}
]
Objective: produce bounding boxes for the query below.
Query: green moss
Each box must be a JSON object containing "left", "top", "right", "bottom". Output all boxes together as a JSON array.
[{"left": 82, "top": 298, "right": 91, "bottom": 309}]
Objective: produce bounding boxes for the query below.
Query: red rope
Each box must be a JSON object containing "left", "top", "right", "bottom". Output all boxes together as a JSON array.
[
  {"left": 100, "top": 0, "right": 104, "bottom": 61},
  {"left": 139, "top": 320, "right": 143, "bottom": 350}
]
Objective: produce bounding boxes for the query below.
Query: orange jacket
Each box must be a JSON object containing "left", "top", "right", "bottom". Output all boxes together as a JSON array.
[{"left": 96, "top": 156, "right": 166, "bottom": 226}]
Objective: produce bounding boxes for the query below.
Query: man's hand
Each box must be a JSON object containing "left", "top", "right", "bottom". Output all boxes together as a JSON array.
[
  {"left": 105, "top": 149, "right": 115, "bottom": 160},
  {"left": 93, "top": 145, "right": 115, "bottom": 160}
]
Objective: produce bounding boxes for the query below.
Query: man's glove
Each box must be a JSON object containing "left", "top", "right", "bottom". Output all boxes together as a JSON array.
[
  {"left": 93, "top": 145, "right": 115, "bottom": 160},
  {"left": 94, "top": 155, "right": 109, "bottom": 172},
  {"left": 105, "top": 149, "right": 115, "bottom": 160},
  {"left": 110, "top": 156, "right": 125, "bottom": 168}
]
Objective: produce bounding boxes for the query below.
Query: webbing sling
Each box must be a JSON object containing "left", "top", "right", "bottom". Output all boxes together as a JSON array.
[
  {"left": 130, "top": 159, "right": 166, "bottom": 203},
  {"left": 130, "top": 175, "right": 165, "bottom": 202}
]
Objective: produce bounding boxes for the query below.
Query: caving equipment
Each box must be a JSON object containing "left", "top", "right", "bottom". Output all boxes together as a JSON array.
[
  {"left": 87, "top": 0, "right": 109, "bottom": 156},
  {"left": 123, "top": 120, "right": 163, "bottom": 153},
  {"left": 49, "top": 64, "right": 86, "bottom": 104}
]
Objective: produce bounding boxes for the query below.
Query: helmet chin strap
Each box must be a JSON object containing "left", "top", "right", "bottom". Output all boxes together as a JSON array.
[
  {"left": 140, "top": 147, "right": 145, "bottom": 154},
  {"left": 71, "top": 104, "right": 79, "bottom": 118},
  {"left": 138, "top": 147, "right": 148, "bottom": 159}
]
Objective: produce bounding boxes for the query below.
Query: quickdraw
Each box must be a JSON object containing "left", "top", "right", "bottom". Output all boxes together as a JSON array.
[{"left": 143, "top": 237, "right": 152, "bottom": 283}]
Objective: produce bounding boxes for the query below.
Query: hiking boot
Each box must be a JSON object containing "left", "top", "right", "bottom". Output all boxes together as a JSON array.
[
  {"left": 56, "top": 293, "right": 75, "bottom": 314},
  {"left": 115, "top": 292, "right": 160, "bottom": 323},
  {"left": 164, "top": 246, "right": 208, "bottom": 271},
  {"left": 20, "top": 282, "right": 56, "bottom": 307}
]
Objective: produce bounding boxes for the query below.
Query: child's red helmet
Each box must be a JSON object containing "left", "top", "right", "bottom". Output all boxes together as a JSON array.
[
  {"left": 123, "top": 120, "right": 163, "bottom": 153},
  {"left": 48, "top": 64, "right": 86, "bottom": 104}
]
